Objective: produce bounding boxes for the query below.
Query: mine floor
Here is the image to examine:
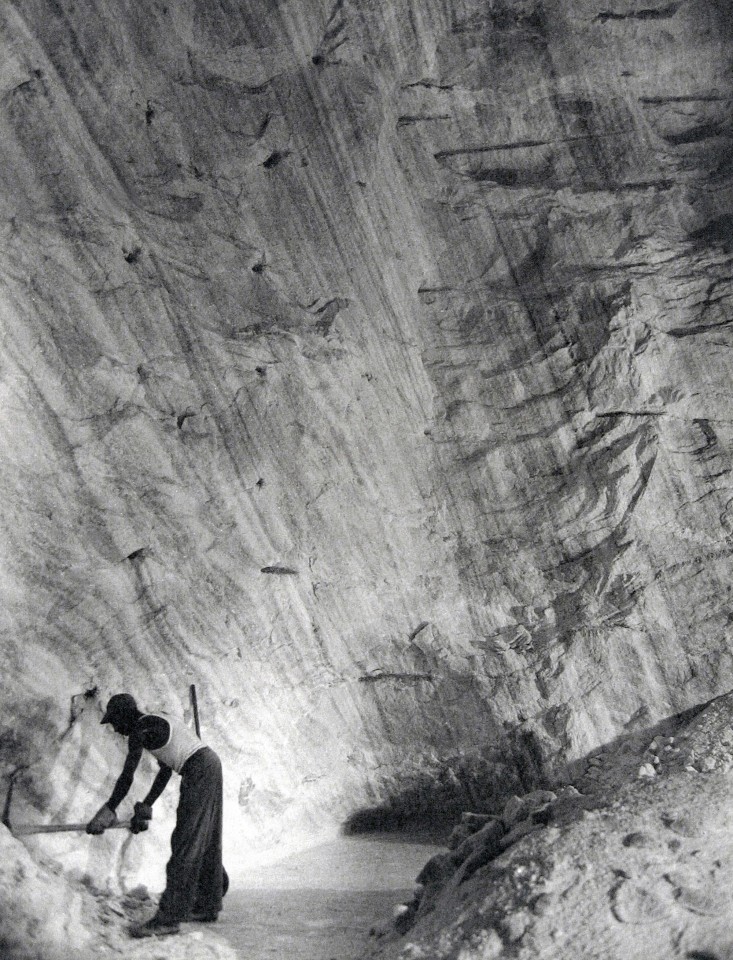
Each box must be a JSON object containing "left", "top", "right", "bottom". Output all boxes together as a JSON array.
[{"left": 205, "top": 835, "right": 446, "bottom": 960}]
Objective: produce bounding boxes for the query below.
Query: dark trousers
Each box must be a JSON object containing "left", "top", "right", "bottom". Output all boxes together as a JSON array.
[{"left": 157, "top": 747, "right": 224, "bottom": 922}]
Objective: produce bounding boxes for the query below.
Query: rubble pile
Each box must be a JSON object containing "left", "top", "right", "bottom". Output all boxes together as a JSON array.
[
  {"left": 370, "top": 692, "right": 733, "bottom": 960},
  {"left": 0, "top": 826, "right": 236, "bottom": 960}
]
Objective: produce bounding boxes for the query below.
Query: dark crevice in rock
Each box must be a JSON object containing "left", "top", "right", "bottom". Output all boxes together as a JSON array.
[
  {"left": 263, "top": 150, "right": 289, "bottom": 169},
  {"left": 596, "top": 4, "right": 681, "bottom": 23},
  {"left": 124, "top": 547, "right": 147, "bottom": 562},
  {"left": 409, "top": 621, "right": 431, "bottom": 641},
  {"left": 465, "top": 163, "right": 555, "bottom": 188},
  {"left": 176, "top": 411, "right": 196, "bottom": 428},
  {"left": 666, "top": 318, "right": 733, "bottom": 338},
  {"left": 312, "top": 0, "right": 349, "bottom": 66},
  {"left": 663, "top": 123, "right": 726, "bottom": 145},
  {"left": 397, "top": 114, "right": 452, "bottom": 127},
  {"left": 641, "top": 95, "right": 733, "bottom": 103},
  {"left": 579, "top": 179, "right": 676, "bottom": 192},
  {"left": 596, "top": 409, "right": 664, "bottom": 418},
  {"left": 403, "top": 80, "right": 455, "bottom": 90}
]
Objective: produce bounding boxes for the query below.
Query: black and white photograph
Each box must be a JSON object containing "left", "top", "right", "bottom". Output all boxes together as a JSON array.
[{"left": 1, "top": 1, "right": 733, "bottom": 958}]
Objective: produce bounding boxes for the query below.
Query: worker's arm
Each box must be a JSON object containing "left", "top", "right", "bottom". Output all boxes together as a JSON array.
[
  {"left": 143, "top": 763, "right": 173, "bottom": 806},
  {"left": 129, "top": 762, "right": 173, "bottom": 833},
  {"left": 86, "top": 738, "right": 143, "bottom": 834},
  {"left": 106, "top": 738, "right": 144, "bottom": 812}
]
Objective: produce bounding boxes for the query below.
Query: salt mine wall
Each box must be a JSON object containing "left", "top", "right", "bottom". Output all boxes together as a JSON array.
[{"left": 1, "top": 0, "right": 732, "bottom": 884}]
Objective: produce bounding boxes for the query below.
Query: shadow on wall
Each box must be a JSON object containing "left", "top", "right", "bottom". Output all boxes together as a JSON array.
[
  {"left": 0, "top": 696, "right": 65, "bottom": 815},
  {"left": 0, "top": 689, "right": 102, "bottom": 829},
  {"left": 342, "top": 724, "right": 550, "bottom": 837},
  {"left": 342, "top": 700, "right": 710, "bottom": 837}
]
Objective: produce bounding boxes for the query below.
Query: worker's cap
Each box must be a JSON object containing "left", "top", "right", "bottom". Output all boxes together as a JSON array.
[{"left": 101, "top": 693, "right": 138, "bottom": 725}]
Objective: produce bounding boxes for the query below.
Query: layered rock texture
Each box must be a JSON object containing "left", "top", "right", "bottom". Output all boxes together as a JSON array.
[{"left": 1, "top": 0, "right": 732, "bottom": 906}]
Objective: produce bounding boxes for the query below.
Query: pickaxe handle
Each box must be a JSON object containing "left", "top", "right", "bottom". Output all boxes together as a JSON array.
[{"left": 11, "top": 820, "right": 132, "bottom": 836}]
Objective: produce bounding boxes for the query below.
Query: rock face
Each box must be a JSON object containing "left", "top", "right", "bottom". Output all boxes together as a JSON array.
[{"left": 1, "top": 0, "right": 732, "bottom": 888}]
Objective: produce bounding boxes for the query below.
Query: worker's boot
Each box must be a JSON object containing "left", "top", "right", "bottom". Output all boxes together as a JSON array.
[{"left": 129, "top": 913, "right": 181, "bottom": 937}]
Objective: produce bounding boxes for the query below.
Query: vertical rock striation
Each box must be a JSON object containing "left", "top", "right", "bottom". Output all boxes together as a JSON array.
[{"left": 0, "top": 0, "right": 732, "bottom": 881}]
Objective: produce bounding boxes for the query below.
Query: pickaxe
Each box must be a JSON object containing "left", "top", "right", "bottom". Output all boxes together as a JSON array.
[
  {"left": 6, "top": 819, "right": 132, "bottom": 836},
  {"left": 3, "top": 685, "right": 203, "bottom": 837},
  {"left": 2, "top": 773, "right": 131, "bottom": 836}
]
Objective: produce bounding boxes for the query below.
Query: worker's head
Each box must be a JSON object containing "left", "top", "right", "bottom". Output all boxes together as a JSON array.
[{"left": 101, "top": 693, "right": 139, "bottom": 735}]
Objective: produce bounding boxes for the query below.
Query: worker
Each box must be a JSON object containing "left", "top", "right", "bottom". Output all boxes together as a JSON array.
[{"left": 86, "top": 692, "right": 226, "bottom": 938}]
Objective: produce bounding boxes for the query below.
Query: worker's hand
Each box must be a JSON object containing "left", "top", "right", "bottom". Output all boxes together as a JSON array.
[
  {"left": 86, "top": 804, "right": 117, "bottom": 835},
  {"left": 130, "top": 802, "right": 153, "bottom": 834}
]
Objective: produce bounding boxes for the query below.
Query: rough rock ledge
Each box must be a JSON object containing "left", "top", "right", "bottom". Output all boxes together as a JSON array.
[{"left": 368, "top": 691, "right": 733, "bottom": 960}]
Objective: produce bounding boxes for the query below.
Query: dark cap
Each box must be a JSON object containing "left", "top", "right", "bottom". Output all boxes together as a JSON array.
[{"left": 101, "top": 693, "right": 138, "bottom": 724}]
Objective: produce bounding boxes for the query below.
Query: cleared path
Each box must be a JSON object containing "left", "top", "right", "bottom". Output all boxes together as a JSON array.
[{"left": 206, "top": 834, "right": 445, "bottom": 960}]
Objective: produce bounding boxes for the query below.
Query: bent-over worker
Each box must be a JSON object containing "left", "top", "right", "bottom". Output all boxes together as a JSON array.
[{"left": 86, "top": 692, "right": 226, "bottom": 938}]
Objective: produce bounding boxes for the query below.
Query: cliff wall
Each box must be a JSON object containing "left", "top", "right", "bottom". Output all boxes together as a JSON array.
[{"left": 1, "top": 0, "right": 732, "bottom": 882}]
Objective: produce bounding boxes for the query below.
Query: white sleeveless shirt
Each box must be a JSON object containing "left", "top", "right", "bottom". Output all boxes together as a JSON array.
[{"left": 142, "top": 712, "right": 205, "bottom": 773}]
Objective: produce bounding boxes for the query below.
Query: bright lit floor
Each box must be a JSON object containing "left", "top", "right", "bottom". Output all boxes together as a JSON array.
[{"left": 209, "top": 834, "right": 445, "bottom": 960}]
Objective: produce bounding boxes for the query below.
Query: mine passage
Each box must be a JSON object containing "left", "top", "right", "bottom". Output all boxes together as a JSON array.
[{"left": 219, "top": 835, "right": 446, "bottom": 960}]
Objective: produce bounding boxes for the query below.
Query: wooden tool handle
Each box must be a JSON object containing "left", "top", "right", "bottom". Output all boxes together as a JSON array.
[
  {"left": 190, "top": 683, "right": 201, "bottom": 738},
  {"left": 12, "top": 820, "right": 132, "bottom": 836}
]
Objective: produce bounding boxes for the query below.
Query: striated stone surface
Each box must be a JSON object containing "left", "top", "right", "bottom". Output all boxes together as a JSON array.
[{"left": 0, "top": 0, "right": 732, "bottom": 898}]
